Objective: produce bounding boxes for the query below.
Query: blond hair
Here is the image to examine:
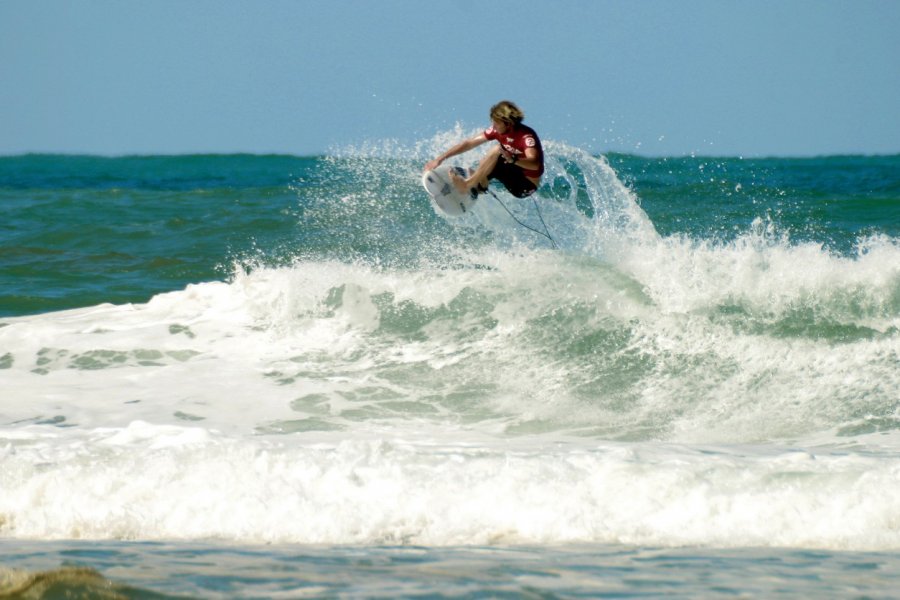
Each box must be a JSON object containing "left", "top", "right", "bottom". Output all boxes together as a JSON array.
[{"left": 490, "top": 100, "right": 525, "bottom": 126}]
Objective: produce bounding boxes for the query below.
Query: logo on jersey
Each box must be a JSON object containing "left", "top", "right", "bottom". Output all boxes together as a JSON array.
[{"left": 525, "top": 136, "right": 536, "bottom": 147}]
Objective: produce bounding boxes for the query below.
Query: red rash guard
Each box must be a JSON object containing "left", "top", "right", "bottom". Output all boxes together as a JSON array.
[{"left": 484, "top": 124, "right": 544, "bottom": 178}]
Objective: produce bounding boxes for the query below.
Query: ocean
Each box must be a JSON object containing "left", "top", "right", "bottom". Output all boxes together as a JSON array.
[{"left": 1, "top": 136, "right": 899, "bottom": 598}]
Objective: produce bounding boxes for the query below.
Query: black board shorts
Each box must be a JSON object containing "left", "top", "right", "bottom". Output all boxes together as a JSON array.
[{"left": 487, "top": 159, "right": 538, "bottom": 198}]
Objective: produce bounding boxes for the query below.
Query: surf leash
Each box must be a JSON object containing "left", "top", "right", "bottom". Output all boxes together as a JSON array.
[{"left": 486, "top": 189, "right": 558, "bottom": 249}]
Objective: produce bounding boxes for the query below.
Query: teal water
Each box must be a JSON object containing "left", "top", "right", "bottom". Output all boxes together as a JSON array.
[
  {"left": 1, "top": 147, "right": 899, "bottom": 597},
  {"left": 609, "top": 154, "right": 900, "bottom": 252},
  {"left": 0, "top": 154, "right": 309, "bottom": 315}
]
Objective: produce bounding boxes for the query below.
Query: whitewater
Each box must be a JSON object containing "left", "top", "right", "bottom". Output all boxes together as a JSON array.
[{"left": 0, "top": 138, "right": 898, "bottom": 596}]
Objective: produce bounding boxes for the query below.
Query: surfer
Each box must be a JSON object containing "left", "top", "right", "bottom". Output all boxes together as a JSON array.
[{"left": 424, "top": 100, "right": 544, "bottom": 199}]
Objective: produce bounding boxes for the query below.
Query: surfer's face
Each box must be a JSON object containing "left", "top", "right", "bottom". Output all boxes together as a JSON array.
[{"left": 491, "top": 119, "right": 509, "bottom": 134}]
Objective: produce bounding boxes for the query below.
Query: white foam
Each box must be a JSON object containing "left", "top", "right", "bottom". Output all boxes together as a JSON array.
[
  {"left": 1, "top": 426, "right": 899, "bottom": 550},
  {"left": 627, "top": 221, "right": 900, "bottom": 326},
  {"left": 1, "top": 140, "right": 898, "bottom": 551},
  {"left": 1, "top": 241, "right": 896, "bottom": 445}
]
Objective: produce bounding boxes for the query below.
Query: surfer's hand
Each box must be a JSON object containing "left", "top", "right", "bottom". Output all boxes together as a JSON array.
[{"left": 424, "top": 158, "right": 442, "bottom": 172}]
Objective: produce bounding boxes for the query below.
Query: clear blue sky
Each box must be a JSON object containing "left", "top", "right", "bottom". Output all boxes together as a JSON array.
[{"left": 2, "top": 0, "right": 898, "bottom": 157}]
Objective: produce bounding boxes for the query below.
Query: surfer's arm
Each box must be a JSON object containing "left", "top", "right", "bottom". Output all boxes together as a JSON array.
[
  {"left": 424, "top": 134, "right": 488, "bottom": 171},
  {"left": 510, "top": 147, "right": 541, "bottom": 171}
]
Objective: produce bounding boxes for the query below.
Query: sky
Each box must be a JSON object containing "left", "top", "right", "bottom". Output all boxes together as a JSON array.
[{"left": 2, "top": 0, "right": 899, "bottom": 157}]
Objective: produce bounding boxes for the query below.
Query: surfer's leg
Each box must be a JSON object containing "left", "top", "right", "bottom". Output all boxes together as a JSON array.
[{"left": 450, "top": 146, "right": 500, "bottom": 195}]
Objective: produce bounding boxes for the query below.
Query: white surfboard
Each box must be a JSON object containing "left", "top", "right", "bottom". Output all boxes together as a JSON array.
[{"left": 422, "top": 165, "right": 477, "bottom": 216}]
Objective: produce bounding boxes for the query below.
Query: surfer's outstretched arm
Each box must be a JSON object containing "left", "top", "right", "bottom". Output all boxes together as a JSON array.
[{"left": 424, "top": 133, "right": 488, "bottom": 172}]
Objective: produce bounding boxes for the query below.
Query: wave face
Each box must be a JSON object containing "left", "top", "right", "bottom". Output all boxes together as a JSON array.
[{"left": 0, "top": 145, "right": 898, "bottom": 549}]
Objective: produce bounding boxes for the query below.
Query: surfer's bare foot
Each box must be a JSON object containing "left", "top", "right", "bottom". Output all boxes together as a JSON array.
[{"left": 448, "top": 169, "right": 470, "bottom": 194}]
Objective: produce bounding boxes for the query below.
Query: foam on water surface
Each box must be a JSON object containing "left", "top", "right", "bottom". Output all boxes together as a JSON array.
[{"left": 1, "top": 143, "right": 898, "bottom": 554}]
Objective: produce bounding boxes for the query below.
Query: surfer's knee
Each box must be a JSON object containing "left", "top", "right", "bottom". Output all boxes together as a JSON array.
[{"left": 481, "top": 146, "right": 502, "bottom": 171}]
